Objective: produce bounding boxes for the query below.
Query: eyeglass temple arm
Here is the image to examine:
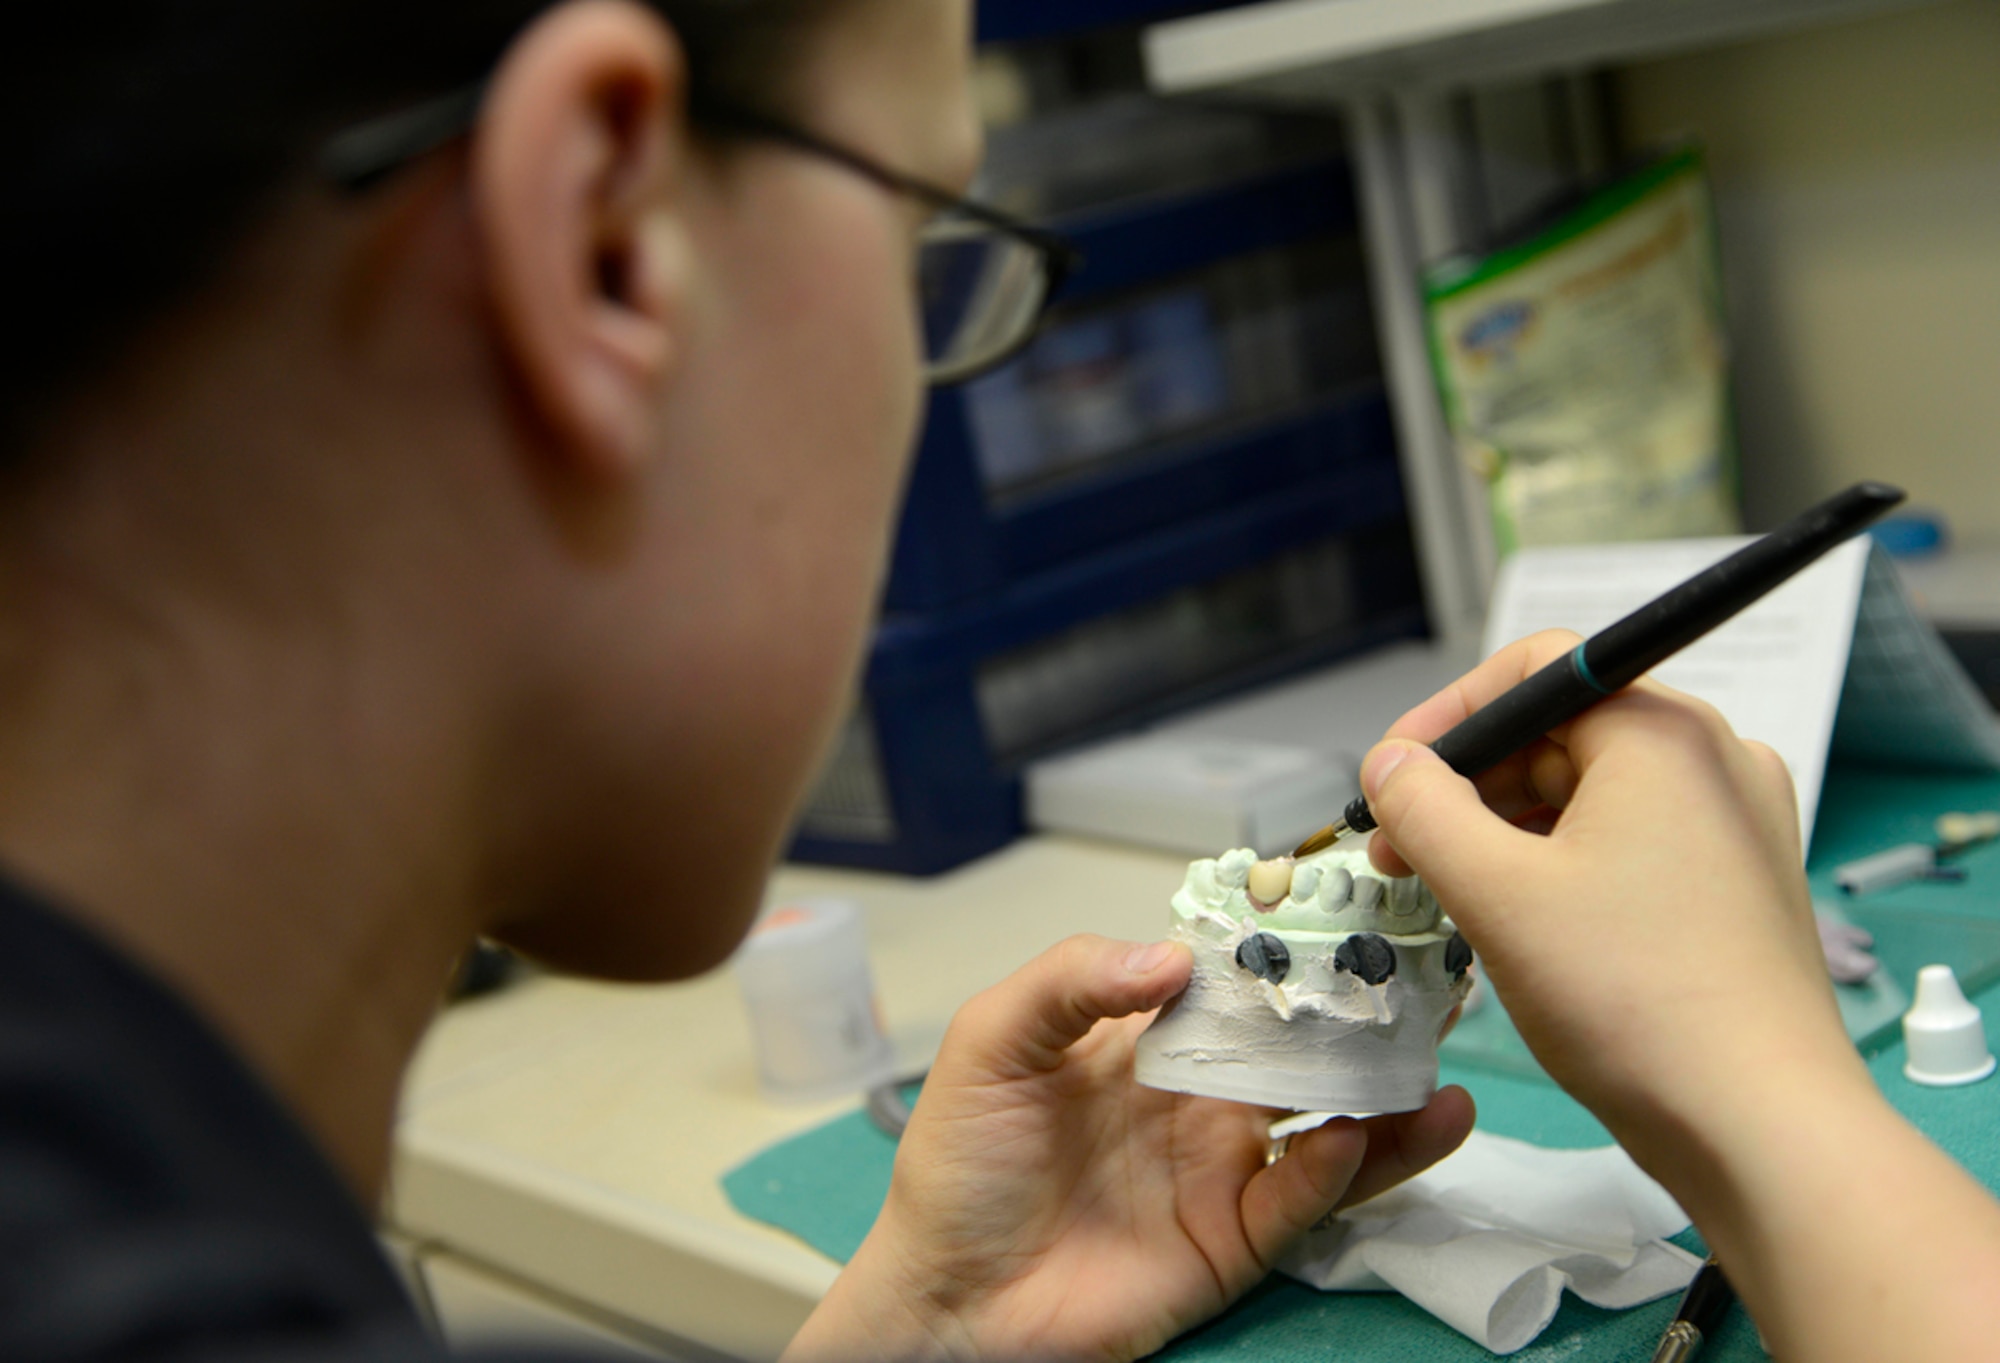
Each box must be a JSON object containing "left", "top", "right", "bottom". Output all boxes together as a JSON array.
[
  {"left": 320, "top": 83, "right": 1083, "bottom": 302},
  {"left": 322, "top": 85, "right": 487, "bottom": 194}
]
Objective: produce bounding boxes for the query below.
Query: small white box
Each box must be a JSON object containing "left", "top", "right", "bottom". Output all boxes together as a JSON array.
[
  {"left": 1025, "top": 641, "right": 1474, "bottom": 857},
  {"left": 1028, "top": 734, "right": 1348, "bottom": 857}
]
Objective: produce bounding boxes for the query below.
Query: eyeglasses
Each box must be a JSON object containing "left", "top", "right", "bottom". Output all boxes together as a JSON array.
[{"left": 321, "top": 88, "right": 1080, "bottom": 387}]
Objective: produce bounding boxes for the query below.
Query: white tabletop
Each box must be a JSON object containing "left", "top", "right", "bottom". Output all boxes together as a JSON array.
[{"left": 390, "top": 836, "right": 1190, "bottom": 1360}]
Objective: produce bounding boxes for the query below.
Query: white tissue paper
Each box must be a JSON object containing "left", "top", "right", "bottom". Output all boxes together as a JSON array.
[{"left": 1279, "top": 1129, "right": 1700, "bottom": 1354}]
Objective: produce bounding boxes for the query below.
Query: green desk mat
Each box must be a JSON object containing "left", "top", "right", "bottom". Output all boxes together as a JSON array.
[
  {"left": 725, "top": 764, "right": 2000, "bottom": 1360},
  {"left": 1447, "top": 764, "right": 2000, "bottom": 1075},
  {"left": 723, "top": 1068, "right": 1700, "bottom": 1361}
]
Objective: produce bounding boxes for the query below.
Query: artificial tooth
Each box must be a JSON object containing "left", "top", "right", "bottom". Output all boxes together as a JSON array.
[{"left": 1247, "top": 857, "right": 1294, "bottom": 905}]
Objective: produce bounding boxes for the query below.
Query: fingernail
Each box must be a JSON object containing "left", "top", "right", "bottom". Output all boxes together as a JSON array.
[
  {"left": 1361, "top": 742, "right": 1412, "bottom": 799},
  {"left": 1125, "top": 940, "right": 1175, "bottom": 974}
]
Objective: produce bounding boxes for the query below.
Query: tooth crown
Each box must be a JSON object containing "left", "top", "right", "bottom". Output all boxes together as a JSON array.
[{"left": 1171, "top": 844, "right": 1443, "bottom": 938}]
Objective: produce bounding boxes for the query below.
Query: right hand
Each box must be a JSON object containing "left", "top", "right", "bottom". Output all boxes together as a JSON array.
[
  {"left": 1362, "top": 630, "right": 2000, "bottom": 1363},
  {"left": 1358, "top": 631, "right": 1869, "bottom": 1178}
]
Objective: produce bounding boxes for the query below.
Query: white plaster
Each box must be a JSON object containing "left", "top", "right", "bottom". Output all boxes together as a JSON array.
[{"left": 1137, "top": 844, "right": 1468, "bottom": 1113}]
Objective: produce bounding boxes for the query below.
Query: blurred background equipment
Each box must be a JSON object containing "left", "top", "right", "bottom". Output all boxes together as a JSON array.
[
  {"left": 1882, "top": 516, "right": 2000, "bottom": 710},
  {"left": 1149, "top": 0, "right": 2000, "bottom": 648},
  {"left": 788, "top": 0, "right": 2000, "bottom": 878},
  {"left": 787, "top": 13, "right": 1425, "bottom": 875}
]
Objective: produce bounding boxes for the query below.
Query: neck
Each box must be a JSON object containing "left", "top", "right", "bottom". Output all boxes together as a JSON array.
[
  {"left": 0, "top": 457, "right": 497, "bottom": 1201},
  {"left": 0, "top": 176, "right": 572, "bottom": 1202}
]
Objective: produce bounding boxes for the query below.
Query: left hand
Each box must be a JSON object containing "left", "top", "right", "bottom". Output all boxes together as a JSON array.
[{"left": 785, "top": 934, "right": 1475, "bottom": 1362}]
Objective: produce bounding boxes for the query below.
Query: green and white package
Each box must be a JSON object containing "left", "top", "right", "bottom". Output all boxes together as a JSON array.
[{"left": 1424, "top": 147, "right": 1740, "bottom": 552}]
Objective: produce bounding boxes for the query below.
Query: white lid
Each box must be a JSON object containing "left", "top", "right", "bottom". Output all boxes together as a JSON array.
[
  {"left": 1902, "top": 964, "right": 1997, "bottom": 1087},
  {"left": 738, "top": 897, "right": 861, "bottom": 953},
  {"left": 734, "top": 897, "right": 875, "bottom": 997}
]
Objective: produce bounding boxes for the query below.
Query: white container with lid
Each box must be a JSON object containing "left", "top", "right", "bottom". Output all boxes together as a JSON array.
[{"left": 734, "top": 897, "right": 897, "bottom": 1103}]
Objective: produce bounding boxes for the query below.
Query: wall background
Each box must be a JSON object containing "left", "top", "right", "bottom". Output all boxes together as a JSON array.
[{"left": 1614, "top": 0, "right": 2000, "bottom": 539}]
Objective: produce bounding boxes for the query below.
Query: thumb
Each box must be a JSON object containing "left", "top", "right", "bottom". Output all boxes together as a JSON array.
[
  {"left": 1361, "top": 740, "right": 1533, "bottom": 908},
  {"left": 946, "top": 934, "right": 1192, "bottom": 1077}
]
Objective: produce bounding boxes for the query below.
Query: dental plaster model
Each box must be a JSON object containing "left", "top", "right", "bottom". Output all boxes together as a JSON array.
[{"left": 1134, "top": 843, "right": 1471, "bottom": 1113}]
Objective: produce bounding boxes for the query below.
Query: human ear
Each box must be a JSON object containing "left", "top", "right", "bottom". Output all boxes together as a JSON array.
[{"left": 473, "top": 0, "right": 695, "bottom": 477}]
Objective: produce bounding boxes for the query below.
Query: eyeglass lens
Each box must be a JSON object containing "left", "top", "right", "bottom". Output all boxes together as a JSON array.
[{"left": 918, "top": 226, "right": 1053, "bottom": 385}]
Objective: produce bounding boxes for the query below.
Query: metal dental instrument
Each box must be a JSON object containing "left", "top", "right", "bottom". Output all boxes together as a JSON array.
[
  {"left": 1291, "top": 481, "right": 1906, "bottom": 859},
  {"left": 1650, "top": 1254, "right": 1735, "bottom": 1362}
]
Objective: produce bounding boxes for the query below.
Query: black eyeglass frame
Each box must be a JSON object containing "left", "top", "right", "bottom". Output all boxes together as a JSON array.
[{"left": 320, "top": 85, "right": 1082, "bottom": 385}]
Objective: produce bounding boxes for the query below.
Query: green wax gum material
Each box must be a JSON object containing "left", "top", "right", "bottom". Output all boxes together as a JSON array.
[
  {"left": 1170, "top": 844, "right": 1445, "bottom": 940},
  {"left": 1167, "top": 897, "right": 1457, "bottom": 953},
  {"left": 1246, "top": 894, "right": 1349, "bottom": 932},
  {"left": 1230, "top": 923, "right": 1458, "bottom": 950}
]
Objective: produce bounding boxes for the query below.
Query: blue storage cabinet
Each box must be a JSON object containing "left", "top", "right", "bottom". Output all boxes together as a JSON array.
[
  {"left": 785, "top": 13, "right": 1426, "bottom": 874},
  {"left": 793, "top": 466, "right": 1422, "bottom": 874},
  {"left": 885, "top": 154, "right": 1373, "bottom": 612}
]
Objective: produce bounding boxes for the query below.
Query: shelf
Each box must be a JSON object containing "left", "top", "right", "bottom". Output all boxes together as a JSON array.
[
  {"left": 881, "top": 151, "right": 1375, "bottom": 617},
  {"left": 885, "top": 376, "right": 1388, "bottom": 615},
  {"left": 1052, "top": 154, "right": 1357, "bottom": 305},
  {"left": 994, "top": 382, "right": 1392, "bottom": 580},
  {"left": 870, "top": 454, "right": 1407, "bottom": 687},
  {"left": 1143, "top": 0, "right": 1944, "bottom": 100}
]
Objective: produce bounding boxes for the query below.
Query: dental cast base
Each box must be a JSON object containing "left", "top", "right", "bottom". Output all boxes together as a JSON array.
[{"left": 1134, "top": 844, "right": 1472, "bottom": 1114}]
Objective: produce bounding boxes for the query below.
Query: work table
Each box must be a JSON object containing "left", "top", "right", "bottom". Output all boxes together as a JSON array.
[
  {"left": 389, "top": 836, "right": 1188, "bottom": 1359},
  {"left": 388, "top": 765, "right": 2000, "bottom": 1360}
]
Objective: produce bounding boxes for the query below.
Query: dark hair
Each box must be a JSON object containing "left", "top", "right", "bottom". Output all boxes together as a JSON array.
[{"left": 4, "top": 0, "right": 848, "bottom": 457}]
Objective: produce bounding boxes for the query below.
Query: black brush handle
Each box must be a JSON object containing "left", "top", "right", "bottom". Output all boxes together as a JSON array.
[
  {"left": 1338, "top": 481, "right": 1904, "bottom": 838},
  {"left": 1582, "top": 480, "right": 1903, "bottom": 691},
  {"left": 1341, "top": 650, "right": 1597, "bottom": 834}
]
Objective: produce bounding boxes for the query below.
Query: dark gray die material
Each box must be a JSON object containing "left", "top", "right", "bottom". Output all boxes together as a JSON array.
[
  {"left": 1334, "top": 932, "right": 1396, "bottom": 986},
  {"left": 1445, "top": 932, "right": 1473, "bottom": 980},
  {"left": 1234, "top": 931, "right": 1291, "bottom": 985}
]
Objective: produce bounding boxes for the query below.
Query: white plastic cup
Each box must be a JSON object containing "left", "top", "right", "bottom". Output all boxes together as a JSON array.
[
  {"left": 1902, "top": 964, "right": 1997, "bottom": 1087},
  {"left": 734, "top": 898, "right": 897, "bottom": 1103}
]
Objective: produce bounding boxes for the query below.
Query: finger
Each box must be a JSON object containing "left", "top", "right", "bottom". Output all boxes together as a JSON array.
[
  {"left": 1559, "top": 678, "right": 1734, "bottom": 779},
  {"left": 1741, "top": 740, "right": 1804, "bottom": 859},
  {"left": 1555, "top": 684, "right": 1804, "bottom": 865},
  {"left": 1363, "top": 631, "right": 1590, "bottom": 874},
  {"left": 1361, "top": 740, "right": 1538, "bottom": 907},
  {"left": 1425, "top": 750, "right": 1559, "bottom": 831},
  {"left": 1510, "top": 806, "right": 1562, "bottom": 837},
  {"left": 1368, "top": 741, "right": 1569, "bottom": 877},
  {"left": 1743, "top": 739, "right": 1795, "bottom": 810},
  {"left": 1384, "top": 631, "right": 1712, "bottom": 781},
  {"left": 1370, "top": 838, "right": 1415, "bottom": 878},
  {"left": 1525, "top": 740, "right": 1581, "bottom": 812},
  {"left": 1382, "top": 631, "right": 1585, "bottom": 749},
  {"left": 944, "top": 934, "right": 1193, "bottom": 1078},
  {"left": 1237, "top": 1117, "right": 1369, "bottom": 1270},
  {"left": 1336, "top": 1086, "right": 1476, "bottom": 1210}
]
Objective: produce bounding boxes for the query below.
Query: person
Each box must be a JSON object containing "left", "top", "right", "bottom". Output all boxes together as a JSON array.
[
  {"left": 6, "top": 3, "right": 1994, "bottom": 1362},
  {"left": 0, "top": 2, "right": 1473, "bottom": 1359}
]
